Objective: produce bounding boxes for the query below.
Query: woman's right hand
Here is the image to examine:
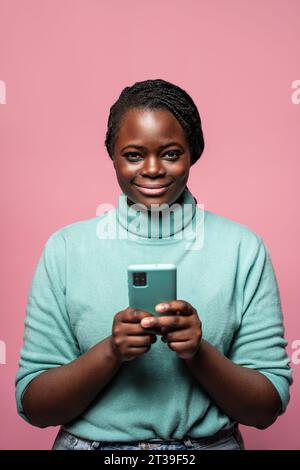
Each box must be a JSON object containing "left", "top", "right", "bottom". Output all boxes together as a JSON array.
[{"left": 109, "top": 307, "right": 159, "bottom": 362}]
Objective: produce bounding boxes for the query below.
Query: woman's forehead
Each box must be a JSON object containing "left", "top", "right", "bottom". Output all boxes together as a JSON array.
[{"left": 116, "top": 108, "right": 186, "bottom": 143}]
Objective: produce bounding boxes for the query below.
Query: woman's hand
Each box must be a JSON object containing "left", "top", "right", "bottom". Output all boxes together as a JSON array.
[
  {"left": 110, "top": 307, "right": 160, "bottom": 362},
  {"left": 140, "top": 300, "right": 202, "bottom": 360}
]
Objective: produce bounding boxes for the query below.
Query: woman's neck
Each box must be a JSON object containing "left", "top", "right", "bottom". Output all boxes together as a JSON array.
[{"left": 116, "top": 186, "right": 197, "bottom": 240}]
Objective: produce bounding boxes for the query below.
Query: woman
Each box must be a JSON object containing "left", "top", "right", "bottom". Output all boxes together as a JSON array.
[{"left": 15, "top": 79, "right": 292, "bottom": 450}]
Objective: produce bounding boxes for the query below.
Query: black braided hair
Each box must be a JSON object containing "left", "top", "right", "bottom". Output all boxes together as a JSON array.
[{"left": 104, "top": 79, "right": 205, "bottom": 166}]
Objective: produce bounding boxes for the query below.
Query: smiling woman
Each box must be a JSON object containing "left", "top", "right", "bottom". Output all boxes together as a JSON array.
[
  {"left": 15, "top": 79, "right": 292, "bottom": 451},
  {"left": 112, "top": 108, "right": 191, "bottom": 206},
  {"left": 104, "top": 79, "right": 205, "bottom": 210}
]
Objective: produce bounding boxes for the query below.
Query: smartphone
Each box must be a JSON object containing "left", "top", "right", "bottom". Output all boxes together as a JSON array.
[{"left": 128, "top": 264, "right": 177, "bottom": 315}]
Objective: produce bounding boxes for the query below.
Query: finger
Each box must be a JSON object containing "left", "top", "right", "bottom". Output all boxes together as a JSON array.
[
  {"left": 164, "top": 329, "right": 192, "bottom": 342},
  {"left": 160, "top": 325, "right": 179, "bottom": 336},
  {"left": 128, "top": 335, "right": 157, "bottom": 347},
  {"left": 144, "top": 326, "right": 163, "bottom": 336},
  {"left": 155, "top": 300, "right": 194, "bottom": 316},
  {"left": 126, "top": 346, "right": 151, "bottom": 357},
  {"left": 120, "top": 308, "right": 156, "bottom": 324},
  {"left": 123, "top": 323, "right": 161, "bottom": 336},
  {"left": 141, "top": 315, "right": 186, "bottom": 330},
  {"left": 168, "top": 339, "right": 194, "bottom": 351}
]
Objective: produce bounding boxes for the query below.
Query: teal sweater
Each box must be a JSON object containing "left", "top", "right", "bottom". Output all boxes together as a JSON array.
[{"left": 15, "top": 188, "right": 292, "bottom": 441}]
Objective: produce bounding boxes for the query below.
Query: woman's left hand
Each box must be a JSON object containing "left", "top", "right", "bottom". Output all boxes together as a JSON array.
[{"left": 140, "top": 300, "right": 202, "bottom": 360}]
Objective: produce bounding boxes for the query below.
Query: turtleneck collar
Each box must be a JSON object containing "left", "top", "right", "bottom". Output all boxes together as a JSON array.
[{"left": 116, "top": 187, "right": 197, "bottom": 240}]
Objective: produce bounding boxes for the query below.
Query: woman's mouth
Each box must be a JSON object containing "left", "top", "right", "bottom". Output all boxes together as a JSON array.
[{"left": 133, "top": 183, "right": 172, "bottom": 196}]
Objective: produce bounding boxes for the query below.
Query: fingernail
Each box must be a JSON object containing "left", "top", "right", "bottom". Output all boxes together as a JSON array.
[
  {"left": 141, "top": 318, "right": 153, "bottom": 327},
  {"left": 156, "top": 303, "right": 169, "bottom": 311}
]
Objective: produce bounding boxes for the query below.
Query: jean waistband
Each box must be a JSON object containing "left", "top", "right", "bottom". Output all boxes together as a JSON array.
[
  {"left": 62, "top": 422, "right": 238, "bottom": 447},
  {"left": 144, "top": 422, "right": 238, "bottom": 446}
]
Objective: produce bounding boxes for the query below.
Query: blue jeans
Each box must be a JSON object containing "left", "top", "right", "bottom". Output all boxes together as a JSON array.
[{"left": 52, "top": 422, "right": 245, "bottom": 450}]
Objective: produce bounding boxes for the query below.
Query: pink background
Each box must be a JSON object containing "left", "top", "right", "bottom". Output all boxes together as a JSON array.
[{"left": 0, "top": 0, "right": 299, "bottom": 450}]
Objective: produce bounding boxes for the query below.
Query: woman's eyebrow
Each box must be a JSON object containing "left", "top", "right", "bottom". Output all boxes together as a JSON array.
[{"left": 121, "top": 142, "right": 184, "bottom": 152}]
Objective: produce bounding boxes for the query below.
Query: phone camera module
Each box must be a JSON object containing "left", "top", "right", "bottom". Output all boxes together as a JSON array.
[{"left": 133, "top": 272, "right": 147, "bottom": 286}]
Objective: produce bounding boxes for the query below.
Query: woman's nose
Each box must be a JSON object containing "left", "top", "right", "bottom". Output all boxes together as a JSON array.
[{"left": 140, "top": 155, "right": 166, "bottom": 177}]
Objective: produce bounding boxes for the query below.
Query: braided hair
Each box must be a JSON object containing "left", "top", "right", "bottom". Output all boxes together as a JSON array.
[{"left": 104, "top": 79, "right": 205, "bottom": 166}]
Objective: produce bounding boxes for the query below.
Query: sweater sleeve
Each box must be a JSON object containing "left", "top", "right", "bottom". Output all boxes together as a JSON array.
[
  {"left": 15, "top": 232, "right": 81, "bottom": 424},
  {"left": 227, "top": 238, "right": 293, "bottom": 414}
]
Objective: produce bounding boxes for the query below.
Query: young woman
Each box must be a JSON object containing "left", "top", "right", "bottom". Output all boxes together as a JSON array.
[{"left": 15, "top": 79, "right": 292, "bottom": 450}]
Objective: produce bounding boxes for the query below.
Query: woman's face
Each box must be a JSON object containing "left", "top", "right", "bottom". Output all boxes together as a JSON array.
[{"left": 112, "top": 108, "right": 191, "bottom": 209}]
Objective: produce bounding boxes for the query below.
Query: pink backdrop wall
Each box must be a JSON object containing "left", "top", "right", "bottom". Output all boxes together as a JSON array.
[{"left": 1, "top": 0, "right": 299, "bottom": 450}]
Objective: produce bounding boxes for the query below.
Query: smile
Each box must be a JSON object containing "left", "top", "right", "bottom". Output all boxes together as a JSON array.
[{"left": 133, "top": 183, "right": 172, "bottom": 196}]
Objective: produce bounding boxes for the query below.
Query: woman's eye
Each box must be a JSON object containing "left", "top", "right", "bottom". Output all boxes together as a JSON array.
[
  {"left": 164, "top": 150, "right": 181, "bottom": 160},
  {"left": 124, "top": 150, "right": 181, "bottom": 162},
  {"left": 124, "top": 152, "right": 142, "bottom": 161}
]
